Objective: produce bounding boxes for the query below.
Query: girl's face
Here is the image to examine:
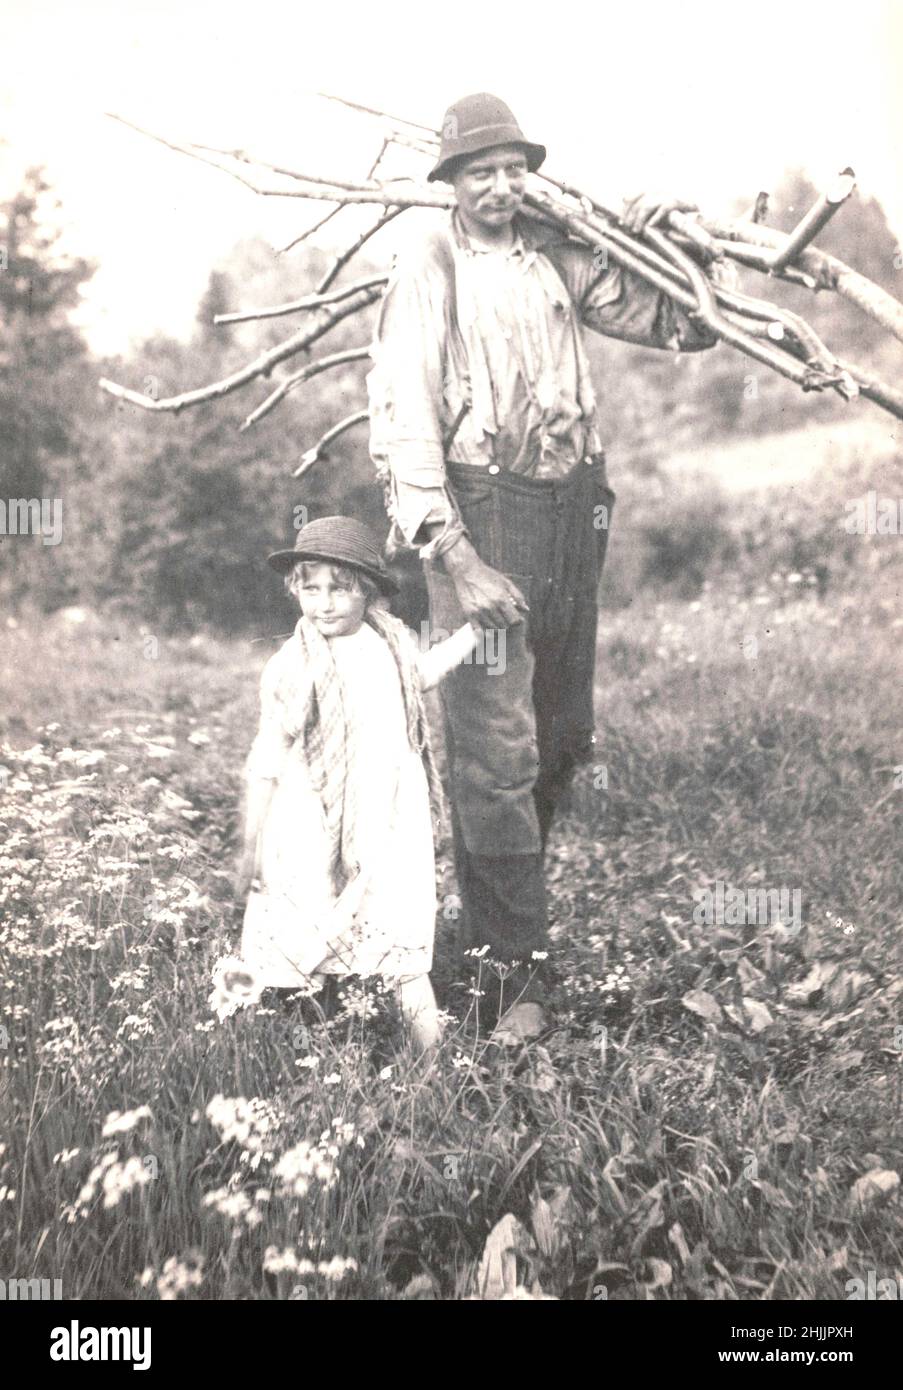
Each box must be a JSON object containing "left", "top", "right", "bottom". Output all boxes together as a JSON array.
[{"left": 295, "top": 562, "right": 368, "bottom": 637}]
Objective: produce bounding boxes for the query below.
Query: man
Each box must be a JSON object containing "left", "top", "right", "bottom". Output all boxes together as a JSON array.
[{"left": 367, "top": 93, "right": 716, "bottom": 1035}]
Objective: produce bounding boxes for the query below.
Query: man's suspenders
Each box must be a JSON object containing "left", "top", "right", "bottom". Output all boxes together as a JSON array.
[{"left": 433, "top": 229, "right": 470, "bottom": 455}]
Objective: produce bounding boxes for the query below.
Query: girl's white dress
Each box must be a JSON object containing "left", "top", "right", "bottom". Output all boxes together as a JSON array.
[{"left": 241, "top": 622, "right": 445, "bottom": 987}]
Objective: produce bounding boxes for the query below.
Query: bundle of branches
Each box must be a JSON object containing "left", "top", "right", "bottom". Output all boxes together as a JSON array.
[{"left": 99, "top": 96, "right": 903, "bottom": 478}]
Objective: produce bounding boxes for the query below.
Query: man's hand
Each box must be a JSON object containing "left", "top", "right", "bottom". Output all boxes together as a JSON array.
[
  {"left": 442, "top": 535, "right": 528, "bottom": 629},
  {"left": 622, "top": 192, "right": 700, "bottom": 235}
]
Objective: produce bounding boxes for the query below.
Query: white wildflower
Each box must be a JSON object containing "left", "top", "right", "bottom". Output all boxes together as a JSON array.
[
  {"left": 52, "top": 1148, "right": 81, "bottom": 1166},
  {"left": 155, "top": 1252, "right": 205, "bottom": 1300},
  {"left": 263, "top": 1246, "right": 301, "bottom": 1275},
  {"left": 318, "top": 1256, "right": 357, "bottom": 1281},
  {"left": 101, "top": 1156, "right": 154, "bottom": 1208},
  {"left": 209, "top": 955, "right": 264, "bottom": 1022},
  {"left": 102, "top": 1105, "right": 152, "bottom": 1138}
]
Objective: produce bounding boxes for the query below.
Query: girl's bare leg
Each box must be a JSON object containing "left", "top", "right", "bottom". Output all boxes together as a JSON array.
[{"left": 398, "top": 975, "right": 442, "bottom": 1052}]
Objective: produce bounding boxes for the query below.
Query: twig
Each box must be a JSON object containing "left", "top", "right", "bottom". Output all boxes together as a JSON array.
[
  {"left": 214, "top": 275, "right": 387, "bottom": 325},
  {"left": 222, "top": 95, "right": 903, "bottom": 346},
  {"left": 190, "top": 142, "right": 381, "bottom": 193},
  {"left": 841, "top": 366, "right": 903, "bottom": 419},
  {"left": 706, "top": 238, "right": 817, "bottom": 289},
  {"left": 366, "top": 137, "right": 390, "bottom": 179},
  {"left": 539, "top": 170, "right": 814, "bottom": 286},
  {"left": 647, "top": 226, "right": 852, "bottom": 395},
  {"left": 569, "top": 201, "right": 854, "bottom": 385},
  {"left": 526, "top": 188, "right": 844, "bottom": 395},
  {"left": 315, "top": 207, "right": 404, "bottom": 294},
  {"left": 769, "top": 170, "right": 856, "bottom": 273},
  {"left": 99, "top": 285, "right": 383, "bottom": 413},
  {"left": 103, "top": 110, "right": 903, "bottom": 425},
  {"left": 702, "top": 216, "right": 903, "bottom": 344},
  {"left": 316, "top": 91, "right": 438, "bottom": 137},
  {"left": 106, "top": 115, "right": 342, "bottom": 202},
  {"left": 277, "top": 205, "right": 342, "bottom": 256},
  {"left": 716, "top": 285, "right": 855, "bottom": 386},
  {"left": 528, "top": 179, "right": 903, "bottom": 361},
  {"left": 292, "top": 411, "right": 369, "bottom": 478},
  {"left": 645, "top": 227, "right": 857, "bottom": 399},
  {"left": 384, "top": 128, "right": 438, "bottom": 159},
  {"left": 240, "top": 348, "right": 370, "bottom": 430}
]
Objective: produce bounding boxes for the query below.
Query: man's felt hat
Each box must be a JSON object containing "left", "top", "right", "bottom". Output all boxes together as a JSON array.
[
  {"left": 267, "top": 515, "right": 399, "bottom": 596},
  {"left": 427, "top": 93, "right": 546, "bottom": 184}
]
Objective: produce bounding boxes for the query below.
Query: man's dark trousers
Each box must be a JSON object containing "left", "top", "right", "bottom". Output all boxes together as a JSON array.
[{"left": 425, "top": 455, "right": 614, "bottom": 1002}]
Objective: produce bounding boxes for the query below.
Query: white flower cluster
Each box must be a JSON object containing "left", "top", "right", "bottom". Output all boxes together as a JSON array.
[
  {"left": 115, "top": 1010, "right": 155, "bottom": 1042},
  {"left": 273, "top": 1140, "right": 337, "bottom": 1197},
  {"left": 205, "top": 1094, "right": 284, "bottom": 1167},
  {"left": 101, "top": 1105, "right": 153, "bottom": 1137},
  {"left": 109, "top": 966, "right": 151, "bottom": 994},
  {"left": 336, "top": 981, "right": 380, "bottom": 1021},
  {"left": 201, "top": 1186, "right": 266, "bottom": 1227},
  {"left": 137, "top": 1251, "right": 205, "bottom": 1300},
  {"left": 263, "top": 1247, "right": 357, "bottom": 1281},
  {"left": 63, "top": 1148, "right": 154, "bottom": 1221}
]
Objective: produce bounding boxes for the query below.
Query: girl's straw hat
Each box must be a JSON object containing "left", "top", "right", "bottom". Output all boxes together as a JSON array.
[{"left": 267, "top": 515, "right": 399, "bottom": 596}]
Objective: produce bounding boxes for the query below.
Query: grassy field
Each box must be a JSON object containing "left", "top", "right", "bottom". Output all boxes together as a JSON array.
[{"left": 1, "top": 524, "right": 902, "bottom": 1300}]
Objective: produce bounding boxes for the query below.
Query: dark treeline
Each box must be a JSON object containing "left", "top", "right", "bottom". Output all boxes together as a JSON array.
[{"left": 1, "top": 166, "right": 899, "bottom": 633}]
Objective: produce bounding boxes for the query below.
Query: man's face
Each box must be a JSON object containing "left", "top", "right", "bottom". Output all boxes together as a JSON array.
[{"left": 451, "top": 145, "right": 529, "bottom": 231}]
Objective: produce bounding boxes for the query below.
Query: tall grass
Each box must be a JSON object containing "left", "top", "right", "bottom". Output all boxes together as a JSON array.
[{"left": 2, "top": 480, "right": 902, "bottom": 1299}]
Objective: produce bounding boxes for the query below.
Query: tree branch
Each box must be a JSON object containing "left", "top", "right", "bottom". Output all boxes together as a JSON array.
[
  {"left": 292, "top": 410, "right": 370, "bottom": 478},
  {"left": 701, "top": 215, "right": 903, "bottom": 344},
  {"left": 99, "top": 285, "right": 383, "bottom": 413},
  {"left": 103, "top": 109, "right": 903, "bottom": 427},
  {"left": 214, "top": 274, "right": 387, "bottom": 325},
  {"left": 768, "top": 170, "right": 856, "bottom": 273},
  {"left": 240, "top": 348, "right": 370, "bottom": 431},
  {"left": 277, "top": 204, "right": 342, "bottom": 256},
  {"left": 315, "top": 207, "right": 404, "bottom": 294}
]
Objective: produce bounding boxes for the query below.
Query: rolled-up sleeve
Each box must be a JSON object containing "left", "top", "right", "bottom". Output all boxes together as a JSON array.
[
  {"left": 551, "top": 242, "right": 718, "bottom": 353},
  {"left": 367, "top": 239, "right": 467, "bottom": 556}
]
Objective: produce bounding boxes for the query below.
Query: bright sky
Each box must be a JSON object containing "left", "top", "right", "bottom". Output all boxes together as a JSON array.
[{"left": 2, "top": 0, "right": 901, "bottom": 355}]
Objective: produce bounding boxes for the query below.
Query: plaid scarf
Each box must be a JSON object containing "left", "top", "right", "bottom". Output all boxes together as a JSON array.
[{"left": 273, "top": 609, "right": 444, "bottom": 894}]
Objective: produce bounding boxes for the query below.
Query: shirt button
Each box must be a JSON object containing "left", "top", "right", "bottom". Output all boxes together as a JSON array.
[{"left": 488, "top": 465, "right": 500, "bottom": 475}]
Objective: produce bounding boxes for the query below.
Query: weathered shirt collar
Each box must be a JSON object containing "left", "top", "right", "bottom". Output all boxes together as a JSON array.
[{"left": 450, "top": 208, "right": 553, "bottom": 262}]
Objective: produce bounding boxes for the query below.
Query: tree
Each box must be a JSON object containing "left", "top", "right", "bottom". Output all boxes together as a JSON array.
[
  {"left": 0, "top": 167, "right": 97, "bottom": 607},
  {"left": 87, "top": 239, "right": 389, "bottom": 633}
]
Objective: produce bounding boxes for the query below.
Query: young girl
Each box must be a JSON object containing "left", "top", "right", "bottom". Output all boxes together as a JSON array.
[{"left": 235, "top": 515, "right": 477, "bottom": 1051}]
